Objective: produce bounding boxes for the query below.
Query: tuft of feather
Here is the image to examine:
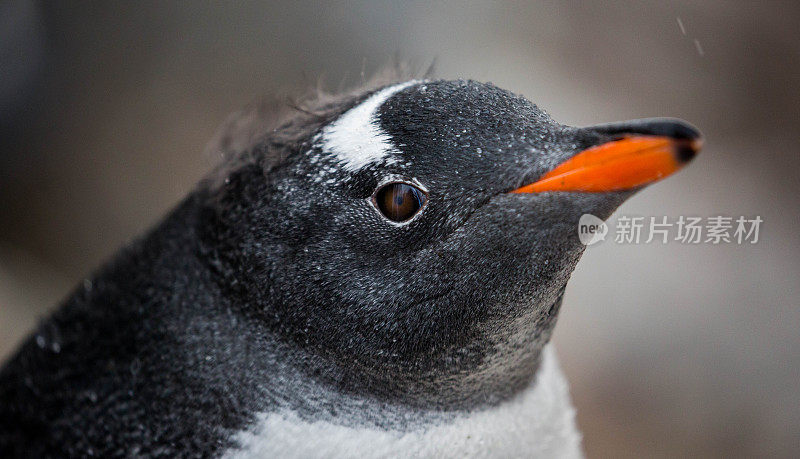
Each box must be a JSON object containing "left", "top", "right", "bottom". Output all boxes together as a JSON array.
[{"left": 202, "top": 62, "right": 432, "bottom": 190}]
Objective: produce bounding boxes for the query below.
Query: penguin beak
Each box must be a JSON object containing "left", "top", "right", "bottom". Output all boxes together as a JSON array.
[{"left": 512, "top": 118, "right": 702, "bottom": 193}]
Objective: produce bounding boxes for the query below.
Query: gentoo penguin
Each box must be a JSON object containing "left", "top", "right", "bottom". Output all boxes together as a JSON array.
[{"left": 0, "top": 78, "right": 700, "bottom": 458}]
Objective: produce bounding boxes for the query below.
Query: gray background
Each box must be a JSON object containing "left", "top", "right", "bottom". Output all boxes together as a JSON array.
[{"left": 1, "top": 1, "right": 798, "bottom": 456}]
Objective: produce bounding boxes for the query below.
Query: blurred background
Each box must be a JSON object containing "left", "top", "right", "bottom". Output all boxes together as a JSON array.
[{"left": 1, "top": 1, "right": 798, "bottom": 456}]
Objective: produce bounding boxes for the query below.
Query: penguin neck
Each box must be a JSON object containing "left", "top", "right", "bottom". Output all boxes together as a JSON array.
[
  {"left": 246, "top": 294, "right": 563, "bottom": 413},
  {"left": 226, "top": 346, "right": 583, "bottom": 458}
]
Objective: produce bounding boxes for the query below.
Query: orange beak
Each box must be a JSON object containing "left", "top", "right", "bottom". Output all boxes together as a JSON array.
[{"left": 511, "top": 135, "right": 702, "bottom": 193}]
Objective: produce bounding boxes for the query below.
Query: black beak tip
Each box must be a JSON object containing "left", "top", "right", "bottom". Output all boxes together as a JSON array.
[
  {"left": 588, "top": 117, "right": 703, "bottom": 164},
  {"left": 642, "top": 118, "right": 702, "bottom": 164},
  {"left": 651, "top": 118, "right": 703, "bottom": 164},
  {"left": 675, "top": 141, "right": 699, "bottom": 163}
]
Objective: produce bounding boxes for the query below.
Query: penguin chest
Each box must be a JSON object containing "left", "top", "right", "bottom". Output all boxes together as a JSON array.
[{"left": 225, "top": 347, "right": 582, "bottom": 458}]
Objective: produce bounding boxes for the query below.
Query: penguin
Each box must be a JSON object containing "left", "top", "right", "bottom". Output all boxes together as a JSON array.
[{"left": 0, "top": 78, "right": 700, "bottom": 458}]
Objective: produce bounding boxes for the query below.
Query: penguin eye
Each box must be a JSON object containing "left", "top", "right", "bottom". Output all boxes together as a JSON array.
[{"left": 373, "top": 182, "right": 428, "bottom": 223}]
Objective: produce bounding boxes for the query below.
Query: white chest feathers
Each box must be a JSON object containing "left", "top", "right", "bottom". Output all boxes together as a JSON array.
[{"left": 225, "top": 346, "right": 582, "bottom": 458}]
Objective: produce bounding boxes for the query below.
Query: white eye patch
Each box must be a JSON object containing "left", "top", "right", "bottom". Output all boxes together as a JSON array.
[{"left": 316, "top": 81, "right": 418, "bottom": 172}]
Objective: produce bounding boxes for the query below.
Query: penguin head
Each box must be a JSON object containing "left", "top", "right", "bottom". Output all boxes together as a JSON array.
[{"left": 208, "top": 79, "right": 700, "bottom": 404}]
